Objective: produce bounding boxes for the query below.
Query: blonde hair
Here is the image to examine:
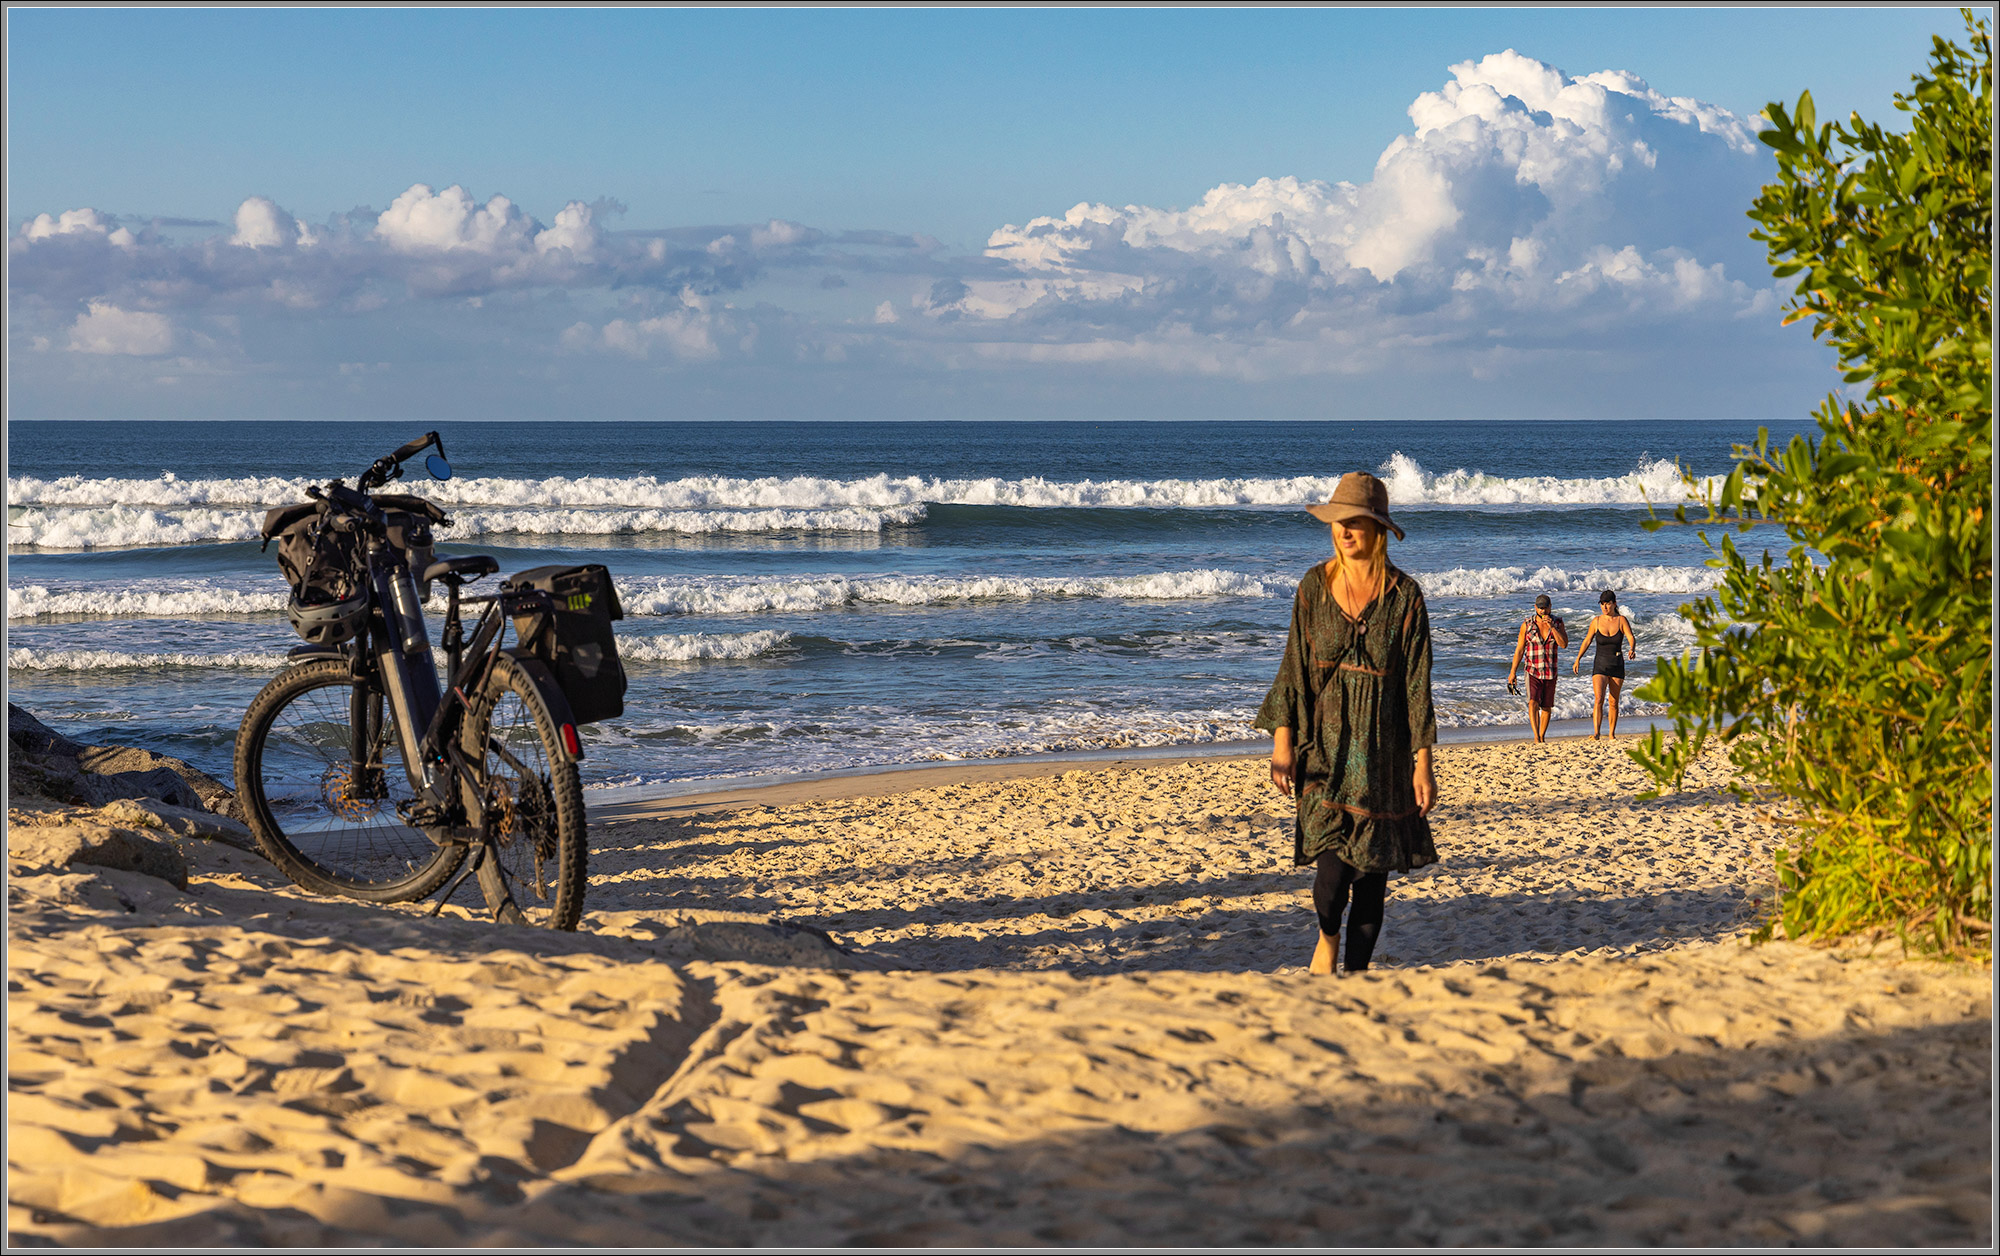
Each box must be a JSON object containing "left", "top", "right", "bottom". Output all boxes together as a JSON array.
[{"left": 1328, "top": 520, "right": 1390, "bottom": 605}]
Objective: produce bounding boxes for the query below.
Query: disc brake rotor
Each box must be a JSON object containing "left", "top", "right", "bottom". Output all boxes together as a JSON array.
[
  {"left": 487, "top": 774, "right": 553, "bottom": 900},
  {"left": 320, "top": 762, "right": 384, "bottom": 821},
  {"left": 488, "top": 776, "right": 518, "bottom": 847}
]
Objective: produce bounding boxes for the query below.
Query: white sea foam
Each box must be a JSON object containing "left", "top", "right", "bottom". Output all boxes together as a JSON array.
[
  {"left": 6, "top": 503, "right": 928, "bottom": 550},
  {"left": 593, "top": 707, "right": 1267, "bottom": 783},
  {"left": 7, "top": 473, "right": 317, "bottom": 508},
  {"left": 6, "top": 647, "right": 289, "bottom": 672},
  {"left": 11, "top": 569, "right": 1267, "bottom": 620},
  {"left": 447, "top": 504, "right": 925, "bottom": 537},
  {"left": 6, "top": 507, "right": 268, "bottom": 550},
  {"left": 615, "top": 569, "right": 1276, "bottom": 616},
  {"left": 1375, "top": 453, "right": 1701, "bottom": 508},
  {"left": 7, "top": 583, "right": 286, "bottom": 620},
  {"left": 6, "top": 565, "right": 1715, "bottom": 622},
  {"left": 1435, "top": 689, "right": 1671, "bottom": 727},
  {"left": 6, "top": 454, "right": 1704, "bottom": 518},
  {"left": 616, "top": 631, "right": 795, "bottom": 662},
  {"left": 1413, "top": 564, "right": 1720, "bottom": 598},
  {"left": 5, "top": 632, "right": 793, "bottom": 669}
]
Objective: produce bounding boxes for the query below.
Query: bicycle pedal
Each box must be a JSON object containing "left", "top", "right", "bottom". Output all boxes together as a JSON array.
[{"left": 396, "top": 801, "right": 472, "bottom": 841}]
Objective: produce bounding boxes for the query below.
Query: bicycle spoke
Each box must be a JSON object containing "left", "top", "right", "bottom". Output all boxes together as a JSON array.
[
  {"left": 241, "top": 662, "right": 459, "bottom": 897},
  {"left": 468, "top": 657, "right": 586, "bottom": 929},
  {"left": 484, "top": 689, "right": 558, "bottom": 907}
]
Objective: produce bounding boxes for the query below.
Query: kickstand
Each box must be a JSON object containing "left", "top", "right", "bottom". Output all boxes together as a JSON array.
[{"left": 428, "top": 841, "right": 488, "bottom": 917}]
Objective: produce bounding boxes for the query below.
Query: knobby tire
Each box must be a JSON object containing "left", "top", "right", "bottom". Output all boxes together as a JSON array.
[
  {"left": 235, "top": 658, "right": 465, "bottom": 901},
  {"left": 462, "top": 653, "right": 588, "bottom": 930}
]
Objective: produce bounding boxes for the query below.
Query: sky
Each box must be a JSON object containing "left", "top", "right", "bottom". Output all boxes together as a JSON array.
[{"left": 4, "top": 6, "right": 1973, "bottom": 422}]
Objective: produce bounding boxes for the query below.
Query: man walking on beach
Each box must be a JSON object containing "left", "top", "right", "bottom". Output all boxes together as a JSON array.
[{"left": 1506, "top": 594, "right": 1567, "bottom": 744}]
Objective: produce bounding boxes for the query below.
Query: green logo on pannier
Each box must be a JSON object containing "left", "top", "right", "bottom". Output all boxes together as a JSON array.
[{"left": 566, "top": 593, "right": 592, "bottom": 612}]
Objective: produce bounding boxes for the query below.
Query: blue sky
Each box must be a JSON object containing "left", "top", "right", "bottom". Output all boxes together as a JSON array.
[{"left": 5, "top": 6, "right": 1972, "bottom": 421}]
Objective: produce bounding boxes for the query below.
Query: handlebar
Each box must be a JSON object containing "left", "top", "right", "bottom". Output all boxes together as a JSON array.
[
  {"left": 358, "top": 430, "right": 446, "bottom": 491},
  {"left": 298, "top": 432, "right": 448, "bottom": 532},
  {"left": 308, "top": 480, "right": 387, "bottom": 529}
]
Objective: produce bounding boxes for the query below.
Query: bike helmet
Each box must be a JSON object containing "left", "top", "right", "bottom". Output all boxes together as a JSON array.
[{"left": 287, "top": 586, "right": 368, "bottom": 646}]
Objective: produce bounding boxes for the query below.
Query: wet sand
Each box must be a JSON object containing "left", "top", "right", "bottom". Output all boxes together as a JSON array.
[{"left": 8, "top": 735, "right": 1991, "bottom": 1245}]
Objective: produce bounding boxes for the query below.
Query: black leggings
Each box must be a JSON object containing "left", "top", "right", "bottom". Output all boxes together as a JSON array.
[{"left": 1313, "top": 853, "right": 1388, "bottom": 971}]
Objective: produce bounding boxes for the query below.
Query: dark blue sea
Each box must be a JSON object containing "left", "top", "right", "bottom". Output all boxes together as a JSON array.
[{"left": 6, "top": 419, "right": 1806, "bottom": 794}]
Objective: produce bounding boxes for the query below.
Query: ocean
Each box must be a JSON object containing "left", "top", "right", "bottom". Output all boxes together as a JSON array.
[{"left": 6, "top": 419, "right": 1805, "bottom": 796}]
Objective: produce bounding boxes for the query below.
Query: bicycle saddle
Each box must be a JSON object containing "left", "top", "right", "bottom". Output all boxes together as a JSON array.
[{"left": 423, "top": 555, "right": 499, "bottom": 583}]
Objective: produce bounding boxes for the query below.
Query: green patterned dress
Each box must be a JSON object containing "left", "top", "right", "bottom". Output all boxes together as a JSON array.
[{"left": 1256, "top": 562, "right": 1439, "bottom": 872}]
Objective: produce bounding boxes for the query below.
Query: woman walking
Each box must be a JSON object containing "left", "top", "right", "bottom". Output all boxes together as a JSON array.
[
  {"left": 1571, "top": 589, "right": 1636, "bottom": 739},
  {"left": 1258, "top": 471, "right": 1438, "bottom": 976}
]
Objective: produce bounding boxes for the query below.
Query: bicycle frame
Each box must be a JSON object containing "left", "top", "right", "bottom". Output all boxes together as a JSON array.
[
  {"left": 291, "top": 433, "right": 583, "bottom": 844},
  {"left": 368, "top": 543, "right": 444, "bottom": 796},
  {"left": 349, "top": 539, "right": 568, "bottom": 832},
  {"left": 249, "top": 431, "right": 596, "bottom": 928}
]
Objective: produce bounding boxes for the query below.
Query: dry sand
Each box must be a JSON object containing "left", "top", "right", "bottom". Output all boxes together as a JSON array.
[{"left": 8, "top": 736, "right": 1991, "bottom": 1246}]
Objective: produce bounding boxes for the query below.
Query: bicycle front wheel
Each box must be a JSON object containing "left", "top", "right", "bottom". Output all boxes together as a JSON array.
[
  {"left": 235, "top": 658, "right": 465, "bottom": 901},
  {"left": 462, "top": 654, "right": 588, "bottom": 930}
]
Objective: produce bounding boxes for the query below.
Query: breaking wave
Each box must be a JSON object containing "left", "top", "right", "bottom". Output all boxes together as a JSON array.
[
  {"left": 6, "top": 503, "right": 928, "bottom": 550},
  {"left": 1413, "top": 564, "right": 1720, "bottom": 598},
  {"left": 7, "top": 566, "right": 1720, "bottom": 622},
  {"left": 7, "top": 583, "right": 287, "bottom": 619},
  {"left": 6, "top": 568, "right": 1275, "bottom": 621},
  {"left": 8, "top": 453, "right": 1700, "bottom": 537},
  {"left": 614, "top": 569, "right": 1276, "bottom": 616},
  {"left": 6, "top": 647, "right": 289, "bottom": 672},
  {"left": 616, "top": 631, "right": 795, "bottom": 662}
]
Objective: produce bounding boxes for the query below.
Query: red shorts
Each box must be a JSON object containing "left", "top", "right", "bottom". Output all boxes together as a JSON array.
[{"left": 1528, "top": 674, "right": 1556, "bottom": 711}]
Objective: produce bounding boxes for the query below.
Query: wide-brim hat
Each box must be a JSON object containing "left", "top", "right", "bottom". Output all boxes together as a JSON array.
[{"left": 1306, "top": 471, "right": 1404, "bottom": 541}]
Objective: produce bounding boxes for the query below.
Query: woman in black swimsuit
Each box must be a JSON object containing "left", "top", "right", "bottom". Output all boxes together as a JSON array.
[{"left": 1571, "top": 589, "right": 1636, "bottom": 739}]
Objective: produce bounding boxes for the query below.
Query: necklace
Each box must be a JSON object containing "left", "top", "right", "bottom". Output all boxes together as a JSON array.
[{"left": 1336, "top": 560, "right": 1380, "bottom": 614}]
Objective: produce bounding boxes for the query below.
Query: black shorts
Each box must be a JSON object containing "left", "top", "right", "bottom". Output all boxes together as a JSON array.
[{"left": 1527, "top": 674, "right": 1556, "bottom": 711}]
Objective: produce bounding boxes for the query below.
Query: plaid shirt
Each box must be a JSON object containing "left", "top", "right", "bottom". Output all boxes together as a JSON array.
[{"left": 1522, "top": 615, "right": 1564, "bottom": 679}]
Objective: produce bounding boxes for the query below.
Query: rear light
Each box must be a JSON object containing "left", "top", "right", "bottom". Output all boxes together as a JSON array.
[{"left": 560, "top": 724, "right": 583, "bottom": 758}]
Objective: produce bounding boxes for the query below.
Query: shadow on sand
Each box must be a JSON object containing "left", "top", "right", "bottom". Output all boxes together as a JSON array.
[{"left": 16, "top": 1015, "right": 1989, "bottom": 1248}]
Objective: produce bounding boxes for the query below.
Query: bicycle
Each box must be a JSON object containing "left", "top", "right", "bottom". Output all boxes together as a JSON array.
[{"left": 234, "top": 432, "right": 624, "bottom": 930}]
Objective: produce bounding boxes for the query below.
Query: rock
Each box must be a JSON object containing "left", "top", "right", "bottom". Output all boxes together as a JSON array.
[
  {"left": 7, "top": 705, "right": 83, "bottom": 757},
  {"left": 7, "top": 703, "right": 238, "bottom": 818},
  {"left": 74, "top": 745, "right": 236, "bottom": 815},
  {"left": 96, "top": 798, "right": 259, "bottom": 854},
  {"left": 7, "top": 820, "right": 189, "bottom": 890}
]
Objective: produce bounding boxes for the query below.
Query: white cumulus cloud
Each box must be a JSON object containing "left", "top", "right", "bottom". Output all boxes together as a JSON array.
[
  {"left": 15, "top": 207, "right": 135, "bottom": 249},
  {"left": 573, "top": 289, "right": 731, "bottom": 362},
  {"left": 959, "top": 48, "right": 1780, "bottom": 378},
  {"left": 375, "top": 183, "right": 538, "bottom": 255},
  {"left": 533, "top": 200, "right": 602, "bottom": 259},
  {"left": 68, "top": 301, "right": 173, "bottom": 355},
  {"left": 6, "top": 46, "right": 1818, "bottom": 409},
  {"left": 230, "top": 196, "right": 316, "bottom": 249}
]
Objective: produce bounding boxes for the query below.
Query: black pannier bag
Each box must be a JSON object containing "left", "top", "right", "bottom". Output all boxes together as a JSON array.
[
  {"left": 262, "top": 502, "right": 365, "bottom": 610},
  {"left": 502, "top": 564, "right": 627, "bottom": 724},
  {"left": 262, "top": 495, "right": 450, "bottom": 643}
]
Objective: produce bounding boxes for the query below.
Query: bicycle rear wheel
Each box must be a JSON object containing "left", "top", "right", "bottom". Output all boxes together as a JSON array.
[
  {"left": 235, "top": 658, "right": 465, "bottom": 901},
  {"left": 462, "top": 654, "right": 588, "bottom": 930}
]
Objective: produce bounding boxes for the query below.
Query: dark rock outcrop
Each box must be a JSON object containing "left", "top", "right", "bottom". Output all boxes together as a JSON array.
[{"left": 8, "top": 704, "right": 238, "bottom": 818}]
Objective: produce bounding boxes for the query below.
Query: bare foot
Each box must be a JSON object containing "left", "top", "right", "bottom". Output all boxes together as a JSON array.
[{"left": 1309, "top": 931, "right": 1337, "bottom": 975}]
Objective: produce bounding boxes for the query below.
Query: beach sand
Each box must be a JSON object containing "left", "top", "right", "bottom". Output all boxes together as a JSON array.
[{"left": 8, "top": 736, "right": 1991, "bottom": 1246}]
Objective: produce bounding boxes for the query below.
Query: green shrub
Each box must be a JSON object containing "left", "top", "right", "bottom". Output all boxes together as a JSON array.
[{"left": 1633, "top": 12, "right": 1992, "bottom": 957}]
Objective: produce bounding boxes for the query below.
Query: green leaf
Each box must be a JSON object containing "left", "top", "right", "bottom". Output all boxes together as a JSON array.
[{"left": 1677, "top": 11, "right": 1991, "bottom": 959}]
